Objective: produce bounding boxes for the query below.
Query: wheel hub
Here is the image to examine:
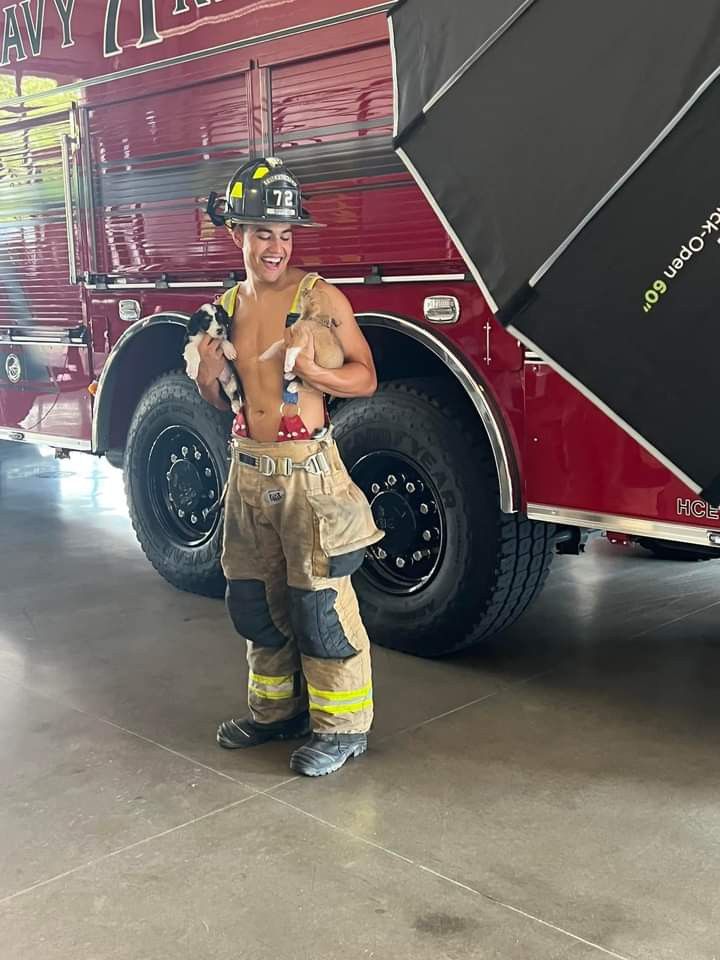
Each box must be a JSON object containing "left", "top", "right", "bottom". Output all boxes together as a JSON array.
[
  {"left": 147, "top": 426, "right": 222, "bottom": 547},
  {"left": 371, "top": 490, "right": 417, "bottom": 555},
  {"left": 350, "top": 451, "right": 446, "bottom": 595},
  {"left": 167, "top": 459, "right": 203, "bottom": 513}
]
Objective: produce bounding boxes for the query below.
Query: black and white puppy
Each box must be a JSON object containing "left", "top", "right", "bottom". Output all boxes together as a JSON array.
[{"left": 184, "top": 303, "right": 243, "bottom": 413}]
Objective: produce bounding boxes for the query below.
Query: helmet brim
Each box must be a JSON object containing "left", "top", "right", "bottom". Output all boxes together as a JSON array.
[{"left": 224, "top": 216, "right": 326, "bottom": 229}]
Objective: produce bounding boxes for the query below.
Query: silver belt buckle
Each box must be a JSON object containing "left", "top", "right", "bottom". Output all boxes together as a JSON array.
[
  {"left": 258, "top": 455, "right": 276, "bottom": 476},
  {"left": 277, "top": 457, "right": 293, "bottom": 477},
  {"left": 302, "top": 452, "right": 330, "bottom": 476}
]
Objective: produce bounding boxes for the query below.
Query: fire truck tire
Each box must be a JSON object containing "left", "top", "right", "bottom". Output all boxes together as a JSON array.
[
  {"left": 636, "top": 538, "right": 715, "bottom": 562},
  {"left": 333, "top": 378, "right": 556, "bottom": 657},
  {"left": 124, "top": 371, "right": 231, "bottom": 598}
]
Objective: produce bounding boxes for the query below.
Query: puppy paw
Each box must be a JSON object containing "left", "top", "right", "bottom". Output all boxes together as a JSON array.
[
  {"left": 222, "top": 341, "right": 237, "bottom": 361},
  {"left": 284, "top": 346, "right": 302, "bottom": 374},
  {"left": 259, "top": 340, "right": 284, "bottom": 362}
]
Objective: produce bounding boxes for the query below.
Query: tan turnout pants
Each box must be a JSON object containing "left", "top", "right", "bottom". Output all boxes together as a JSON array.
[{"left": 221, "top": 431, "right": 384, "bottom": 734}]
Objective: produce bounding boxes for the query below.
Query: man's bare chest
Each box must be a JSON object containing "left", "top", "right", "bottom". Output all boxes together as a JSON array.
[
  {"left": 230, "top": 297, "right": 293, "bottom": 386},
  {"left": 232, "top": 310, "right": 285, "bottom": 357}
]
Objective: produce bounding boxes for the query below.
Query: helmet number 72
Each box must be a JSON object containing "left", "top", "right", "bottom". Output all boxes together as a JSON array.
[{"left": 272, "top": 189, "right": 294, "bottom": 208}]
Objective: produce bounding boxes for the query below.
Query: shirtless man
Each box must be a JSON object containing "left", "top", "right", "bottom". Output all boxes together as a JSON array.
[{"left": 195, "top": 157, "right": 384, "bottom": 777}]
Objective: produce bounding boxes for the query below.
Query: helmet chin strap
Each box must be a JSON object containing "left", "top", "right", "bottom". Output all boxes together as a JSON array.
[{"left": 206, "top": 191, "right": 228, "bottom": 227}]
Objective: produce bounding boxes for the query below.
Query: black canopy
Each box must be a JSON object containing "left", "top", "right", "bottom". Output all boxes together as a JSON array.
[{"left": 390, "top": 0, "right": 720, "bottom": 502}]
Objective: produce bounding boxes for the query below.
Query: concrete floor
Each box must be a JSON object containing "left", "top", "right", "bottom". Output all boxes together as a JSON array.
[{"left": 1, "top": 441, "right": 719, "bottom": 960}]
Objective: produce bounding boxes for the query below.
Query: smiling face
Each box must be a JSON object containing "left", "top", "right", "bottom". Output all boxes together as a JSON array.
[{"left": 233, "top": 223, "right": 293, "bottom": 284}]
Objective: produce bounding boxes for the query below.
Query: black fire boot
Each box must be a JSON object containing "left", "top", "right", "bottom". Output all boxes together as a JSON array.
[
  {"left": 289, "top": 732, "right": 368, "bottom": 776},
  {"left": 217, "top": 711, "right": 311, "bottom": 749}
]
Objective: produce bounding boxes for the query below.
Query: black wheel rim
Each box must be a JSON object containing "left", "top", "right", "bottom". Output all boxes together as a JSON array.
[
  {"left": 350, "top": 451, "right": 446, "bottom": 595},
  {"left": 147, "top": 426, "right": 223, "bottom": 547}
]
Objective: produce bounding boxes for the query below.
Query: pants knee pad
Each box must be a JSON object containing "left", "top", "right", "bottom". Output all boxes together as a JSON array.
[
  {"left": 288, "top": 586, "right": 357, "bottom": 659},
  {"left": 226, "top": 579, "right": 287, "bottom": 648}
]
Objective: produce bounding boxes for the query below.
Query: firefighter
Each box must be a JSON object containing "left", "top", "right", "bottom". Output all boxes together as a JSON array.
[{"left": 196, "top": 158, "right": 384, "bottom": 776}]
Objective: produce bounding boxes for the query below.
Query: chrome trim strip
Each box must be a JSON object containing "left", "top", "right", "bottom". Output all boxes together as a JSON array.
[
  {"left": 396, "top": 147, "right": 499, "bottom": 312},
  {"left": 78, "top": 107, "right": 100, "bottom": 276},
  {"left": 388, "top": 12, "right": 399, "bottom": 139},
  {"left": 83, "top": 274, "right": 468, "bottom": 291},
  {"left": 381, "top": 273, "right": 466, "bottom": 283},
  {"left": 357, "top": 312, "right": 518, "bottom": 513},
  {"left": 527, "top": 504, "right": 720, "bottom": 548},
  {"left": 0, "top": 3, "right": 394, "bottom": 112},
  {"left": 508, "top": 325, "right": 702, "bottom": 496},
  {"left": 91, "top": 312, "right": 188, "bottom": 452},
  {"left": 0, "top": 335, "right": 87, "bottom": 345},
  {"left": 0, "top": 326, "right": 88, "bottom": 345},
  {"left": 530, "top": 65, "right": 720, "bottom": 287},
  {"left": 60, "top": 133, "right": 78, "bottom": 285},
  {"left": 0, "top": 427, "right": 91, "bottom": 451}
]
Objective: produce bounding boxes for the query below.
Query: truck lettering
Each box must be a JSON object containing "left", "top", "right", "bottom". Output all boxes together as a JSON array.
[
  {"left": 19, "top": 0, "right": 45, "bottom": 57},
  {"left": 52, "top": 0, "right": 74, "bottom": 47},
  {"left": 677, "top": 498, "right": 720, "bottom": 520},
  {"left": 2, "top": 0, "right": 224, "bottom": 66},
  {"left": 105, "top": 0, "right": 223, "bottom": 57},
  {"left": 173, "top": 0, "right": 213, "bottom": 12},
  {"left": 1, "top": 5, "right": 26, "bottom": 65}
]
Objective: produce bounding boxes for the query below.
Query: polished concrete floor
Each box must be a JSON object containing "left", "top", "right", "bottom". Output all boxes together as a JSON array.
[{"left": 1, "top": 440, "right": 719, "bottom": 960}]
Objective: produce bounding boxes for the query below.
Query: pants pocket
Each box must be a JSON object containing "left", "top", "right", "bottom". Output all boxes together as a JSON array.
[{"left": 306, "top": 482, "right": 384, "bottom": 577}]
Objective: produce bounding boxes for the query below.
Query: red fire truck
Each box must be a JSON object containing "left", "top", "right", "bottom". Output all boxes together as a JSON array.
[{"left": 2, "top": 0, "right": 718, "bottom": 657}]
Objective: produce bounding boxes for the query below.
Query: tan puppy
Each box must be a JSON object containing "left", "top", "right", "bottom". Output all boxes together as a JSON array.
[
  {"left": 260, "top": 285, "right": 344, "bottom": 381},
  {"left": 287, "top": 285, "right": 344, "bottom": 370}
]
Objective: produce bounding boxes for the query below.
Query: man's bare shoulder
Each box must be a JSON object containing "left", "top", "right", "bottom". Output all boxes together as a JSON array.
[{"left": 315, "top": 278, "right": 355, "bottom": 317}]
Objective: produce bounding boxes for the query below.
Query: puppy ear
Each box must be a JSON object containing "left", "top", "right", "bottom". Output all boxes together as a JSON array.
[
  {"left": 215, "top": 304, "right": 231, "bottom": 326},
  {"left": 187, "top": 312, "right": 203, "bottom": 337},
  {"left": 300, "top": 289, "right": 320, "bottom": 320},
  {"left": 188, "top": 306, "right": 211, "bottom": 337}
]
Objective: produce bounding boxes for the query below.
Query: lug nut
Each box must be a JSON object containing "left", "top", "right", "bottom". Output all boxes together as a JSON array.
[
  {"left": 419, "top": 503, "right": 429, "bottom": 515},
  {"left": 413, "top": 549, "right": 431, "bottom": 561},
  {"left": 190, "top": 514, "right": 197, "bottom": 524},
  {"left": 371, "top": 483, "right": 380, "bottom": 494},
  {"left": 178, "top": 509, "right": 185, "bottom": 518},
  {"left": 170, "top": 454, "right": 178, "bottom": 464},
  {"left": 205, "top": 467, "right": 212, "bottom": 477},
  {"left": 422, "top": 529, "right": 432, "bottom": 541},
  {"left": 406, "top": 482, "right": 416, "bottom": 493},
  {"left": 181, "top": 446, "right": 188, "bottom": 457},
  {"left": 376, "top": 547, "right": 387, "bottom": 559},
  {"left": 194, "top": 450, "right": 202, "bottom": 460},
  {"left": 395, "top": 557, "right": 406, "bottom": 568},
  {"left": 208, "top": 490, "right": 215, "bottom": 500},
  {"left": 387, "top": 474, "right": 397, "bottom": 486}
]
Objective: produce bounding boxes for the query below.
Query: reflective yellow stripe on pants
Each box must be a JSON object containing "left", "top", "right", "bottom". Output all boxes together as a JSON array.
[
  {"left": 249, "top": 671, "right": 295, "bottom": 701},
  {"left": 307, "top": 682, "right": 373, "bottom": 716}
]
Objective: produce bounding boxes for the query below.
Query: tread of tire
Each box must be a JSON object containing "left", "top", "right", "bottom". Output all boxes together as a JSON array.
[
  {"left": 123, "top": 370, "right": 228, "bottom": 598},
  {"left": 348, "top": 379, "right": 555, "bottom": 654}
]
